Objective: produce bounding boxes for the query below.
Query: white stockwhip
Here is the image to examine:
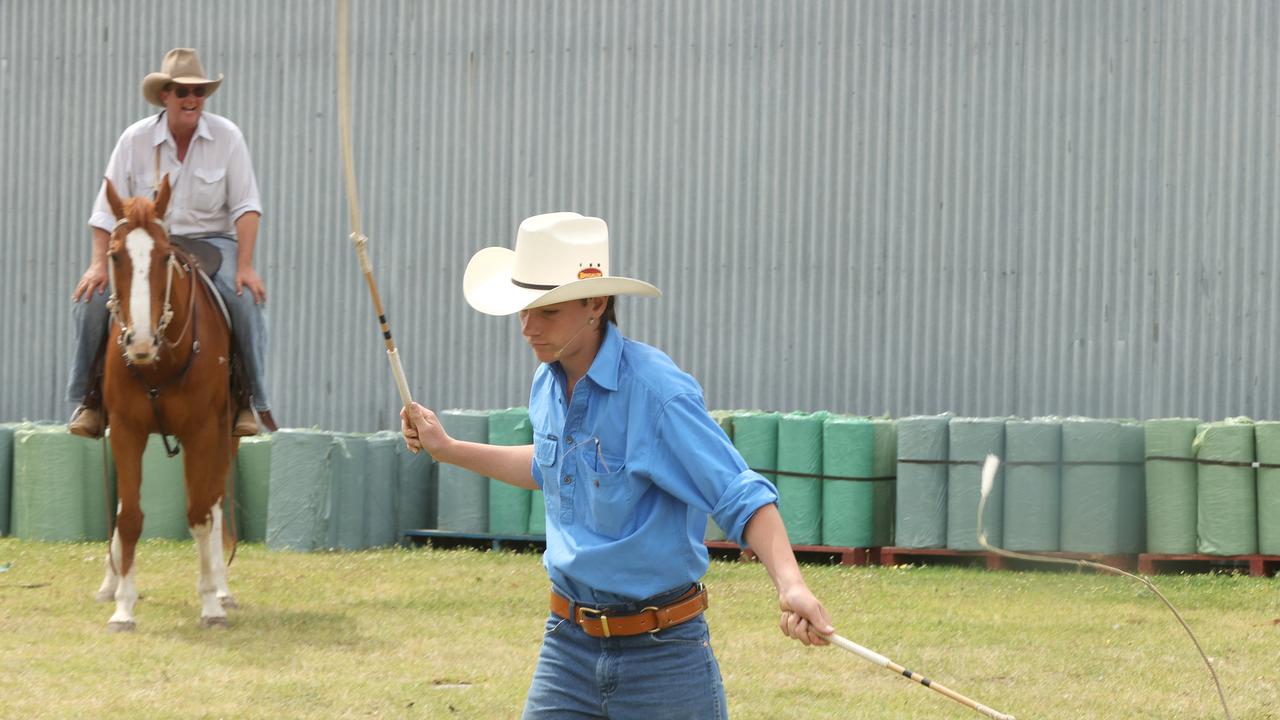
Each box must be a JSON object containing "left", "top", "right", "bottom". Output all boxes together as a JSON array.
[
  {"left": 822, "top": 632, "right": 1016, "bottom": 720},
  {"left": 337, "top": 0, "right": 413, "bottom": 411}
]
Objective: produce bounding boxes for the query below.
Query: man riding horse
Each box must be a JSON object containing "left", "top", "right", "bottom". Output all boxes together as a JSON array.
[{"left": 68, "top": 48, "right": 278, "bottom": 437}]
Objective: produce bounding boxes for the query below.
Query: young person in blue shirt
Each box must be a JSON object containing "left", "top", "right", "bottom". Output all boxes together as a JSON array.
[{"left": 402, "top": 212, "right": 833, "bottom": 719}]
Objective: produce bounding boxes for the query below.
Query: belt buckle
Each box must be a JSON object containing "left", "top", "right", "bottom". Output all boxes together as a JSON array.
[
  {"left": 577, "top": 606, "right": 611, "bottom": 638},
  {"left": 641, "top": 606, "right": 661, "bottom": 634}
]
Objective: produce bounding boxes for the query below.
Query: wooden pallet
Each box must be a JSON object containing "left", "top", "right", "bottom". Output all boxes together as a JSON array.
[
  {"left": 1138, "top": 553, "right": 1280, "bottom": 578},
  {"left": 880, "top": 546, "right": 1003, "bottom": 570},
  {"left": 705, "top": 541, "right": 879, "bottom": 567},
  {"left": 879, "top": 547, "right": 1137, "bottom": 572}
]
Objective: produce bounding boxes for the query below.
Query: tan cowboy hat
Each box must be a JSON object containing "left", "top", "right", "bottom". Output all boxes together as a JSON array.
[
  {"left": 141, "top": 48, "right": 223, "bottom": 107},
  {"left": 464, "top": 212, "right": 661, "bottom": 316}
]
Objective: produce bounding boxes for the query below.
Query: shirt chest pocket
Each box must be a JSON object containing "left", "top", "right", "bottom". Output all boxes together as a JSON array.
[
  {"left": 190, "top": 167, "right": 226, "bottom": 213},
  {"left": 579, "top": 449, "right": 633, "bottom": 538}
]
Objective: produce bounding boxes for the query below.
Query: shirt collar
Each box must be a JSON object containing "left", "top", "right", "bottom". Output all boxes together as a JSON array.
[
  {"left": 151, "top": 112, "right": 213, "bottom": 148},
  {"left": 584, "top": 322, "right": 623, "bottom": 392}
]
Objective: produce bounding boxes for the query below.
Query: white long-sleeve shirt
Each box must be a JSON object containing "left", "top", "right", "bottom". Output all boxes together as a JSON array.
[{"left": 89, "top": 112, "right": 262, "bottom": 238}]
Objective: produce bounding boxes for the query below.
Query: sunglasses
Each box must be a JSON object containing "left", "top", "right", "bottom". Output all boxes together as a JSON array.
[{"left": 171, "top": 85, "right": 207, "bottom": 99}]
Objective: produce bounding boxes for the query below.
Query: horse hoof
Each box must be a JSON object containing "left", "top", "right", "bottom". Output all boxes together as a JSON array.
[
  {"left": 201, "top": 616, "right": 229, "bottom": 629},
  {"left": 219, "top": 595, "right": 238, "bottom": 609},
  {"left": 107, "top": 621, "right": 136, "bottom": 633}
]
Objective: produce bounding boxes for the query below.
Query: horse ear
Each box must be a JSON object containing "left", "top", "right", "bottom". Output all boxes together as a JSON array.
[
  {"left": 103, "top": 178, "right": 125, "bottom": 220},
  {"left": 154, "top": 174, "right": 172, "bottom": 219}
]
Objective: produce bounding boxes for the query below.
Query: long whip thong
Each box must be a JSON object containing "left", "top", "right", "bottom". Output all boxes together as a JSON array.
[
  {"left": 336, "top": 0, "right": 412, "bottom": 410},
  {"left": 821, "top": 632, "right": 1015, "bottom": 720},
  {"left": 977, "top": 455, "right": 1231, "bottom": 719}
]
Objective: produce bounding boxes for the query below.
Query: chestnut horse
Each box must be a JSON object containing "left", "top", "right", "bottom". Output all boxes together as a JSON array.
[{"left": 95, "top": 176, "right": 237, "bottom": 631}]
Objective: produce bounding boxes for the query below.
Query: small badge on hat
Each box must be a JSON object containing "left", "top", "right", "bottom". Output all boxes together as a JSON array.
[{"left": 578, "top": 267, "right": 603, "bottom": 280}]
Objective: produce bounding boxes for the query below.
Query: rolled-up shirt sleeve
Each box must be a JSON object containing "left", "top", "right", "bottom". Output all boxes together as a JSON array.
[
  {"left": 88, "top": 135, "right": 133, "bottom": 234},
  {"left": 650, "top": 393, "right": 778, "bottom": 547},
  {"left": 224, "top": 131, "right": 262, "bottom": 223}
]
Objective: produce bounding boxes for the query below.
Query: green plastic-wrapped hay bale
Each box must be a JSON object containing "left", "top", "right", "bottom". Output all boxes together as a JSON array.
[
  {"left": 0, "top": 422, "right": 18, "bottom": 536},
  {"left": 529, "top": 489, "right": 547, "bottom": 537},
  {"left": 777, "top": 411, "right": 827, "bottom": 545},
  {"left": 733, "top": 412, "right": 781, "bottom": 488},
  {"left": 894, "top": 415, "right": 951, "bottom": 548},
  {"left": 396, "top": 439, "right": 437, "bottom": 538},
  {"left": 1143, "top": 418, "right": 1200, "bottom": 554},
  {"left": 364, "top": 431, "right": 401, "bottom": 548},
  {"left": 327, "top": 433, "right": 370, "bottom": 550},
  {"left": 1060, "top": 419, "right": 1145, "bottom": 554},
  {"left": 137, "top": 435, "right": 190, "bottom": 540},
  {"left": 489, "top": 408, "right": 534, "bottom": 536},
  {"left": 11, "top": 424, "right": 113, "bottom": 541},
  {"left": 1194, "top": 418, "right": 1257, "bottom": 556},
  {"left": 1255, "top": 421, "right": 1280, "bottom": 556},
  {"left": 437, "top": 410, "right": 490, "bottom": 532},
  {"left": 704, "top": 411, "right": 737, "bottom": 542},
  {"left": 267, "top": 429, "right": 335, "bottom": 551},
  {"left": 233, "top": 434, "right": 272, "bottom": 542},
  {"left": 947, "top": 418, "right": 1005, "bottom": 551},
  {"left": 1002, "top": 419, "right": 1062, "bottom": 552},
  {"left": 821, "top": 416, "right": 894, "bottom": 548}
]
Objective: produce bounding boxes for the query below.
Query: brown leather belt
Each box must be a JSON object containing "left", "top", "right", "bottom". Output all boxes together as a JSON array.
[{"left": 551, "top": 585, "right": 709, "bottom": 638}]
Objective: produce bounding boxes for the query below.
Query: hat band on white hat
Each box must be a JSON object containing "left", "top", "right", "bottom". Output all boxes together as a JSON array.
[{"left": 512, "top": 278, "right": 558, "bottom": 291}]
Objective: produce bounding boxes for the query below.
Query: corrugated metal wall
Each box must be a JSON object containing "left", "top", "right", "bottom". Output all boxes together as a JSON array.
[{"left": 2, "top": 1, "right": 1277, "bottom": 431}]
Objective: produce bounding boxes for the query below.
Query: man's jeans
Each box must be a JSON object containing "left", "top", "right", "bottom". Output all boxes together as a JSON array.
[
  {"left": 522, "top": 585, "right": 728, "bottom": 720},
  {"left": 66, "top": 236, "right": 271, "bottom": 411}
]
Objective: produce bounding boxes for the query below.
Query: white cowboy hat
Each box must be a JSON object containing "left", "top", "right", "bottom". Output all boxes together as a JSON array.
[
  {"left": 141, "top": 48, "right": 224, "bottom": 107},
  {"left": 464, "top": 212, "right": 661, "bottom": 316}
]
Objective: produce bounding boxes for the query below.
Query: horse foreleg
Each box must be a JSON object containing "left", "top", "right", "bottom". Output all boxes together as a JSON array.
[
  {"left": 105, "top": 431, "right": 146, "bottom": 633},
  {"left": 209, "top": 501, "right": 236, "bottom": 608},
  {"left": 190, "top": 503, "right": 229, "bottom": 628},
  {"left": 96, "top": 514, "right": 122, "bottom": 602}
]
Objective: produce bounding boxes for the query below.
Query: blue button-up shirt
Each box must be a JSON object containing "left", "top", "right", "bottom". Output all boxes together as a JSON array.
[{"left": 529, "top": 323, "right": 779, "bottom": 603}]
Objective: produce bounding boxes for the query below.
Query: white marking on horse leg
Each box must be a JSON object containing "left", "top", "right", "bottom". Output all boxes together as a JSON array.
[
  {"left": 96, "top": 522, "right": 122, "bottom": 602},
  {"left": 191, "top": 513, "right": 227, "bottom": 625},
  {"left": 107, "top": 555, "right": 138, "bottom": 630},
  {"left": 208, "top": 503, "right": 236, "bottom": 607}
]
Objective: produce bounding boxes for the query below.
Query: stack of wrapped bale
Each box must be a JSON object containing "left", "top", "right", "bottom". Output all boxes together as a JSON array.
[
  {"left": 1143, "top": 418, "right": 1200, "bottom": 554},
  {"left": 1059, "top": 419, "right": 1145, "bottom": 554},
  {"left": 1194, "top": 418, "right": 1257, "bottom": 556}
]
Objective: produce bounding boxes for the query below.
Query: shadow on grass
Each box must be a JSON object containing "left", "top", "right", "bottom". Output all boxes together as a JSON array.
[{"left": 167, "top": 604, "right": 388, "bottom": 657}]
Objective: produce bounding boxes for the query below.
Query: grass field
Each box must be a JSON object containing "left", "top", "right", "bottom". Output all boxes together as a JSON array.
[{"left": 0, "top": 538, "right": 1276, "bottom": 719}]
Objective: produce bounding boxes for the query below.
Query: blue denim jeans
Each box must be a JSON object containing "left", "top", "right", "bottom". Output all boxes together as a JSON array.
[
  {"left": 522, "top": 585, "right": 728, "bottom": 720},
  {"left": 66, "top": 236, "right": 271, "bottom": 411}
]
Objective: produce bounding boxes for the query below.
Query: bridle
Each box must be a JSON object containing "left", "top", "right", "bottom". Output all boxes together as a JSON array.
[{"left": 104, "top": 215, "right": 202, "bottom": 457}]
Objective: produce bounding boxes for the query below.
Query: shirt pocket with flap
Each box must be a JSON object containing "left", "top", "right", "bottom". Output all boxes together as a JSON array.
[{"left": 190, "top": 167, "right": 226, "bottom": 213}]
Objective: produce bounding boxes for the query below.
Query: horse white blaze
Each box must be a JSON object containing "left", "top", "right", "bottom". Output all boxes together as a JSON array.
[{"left": 124, "top": 228, "right": 157, "bottom": 357}]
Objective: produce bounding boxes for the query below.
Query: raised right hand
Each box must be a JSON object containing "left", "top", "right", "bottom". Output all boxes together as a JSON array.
[
  {"left": 72, "top": 262, "right": 109, "bottom": 302},
  {"left": 400, "top": 402, "right": 451, "bottom": 459}
]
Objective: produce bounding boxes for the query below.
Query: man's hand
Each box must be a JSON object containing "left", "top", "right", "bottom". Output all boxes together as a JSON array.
[
  {"left": 778, "top": 584, "right": 834, "bottom": 647},
  {"left": 72, "top": 261, "right": 109, "bottom": 302},
  {"left": 236, "top": 266, "right": 267, "bottom": 304},
  {"left": 401, "top": 402, "right": 451, "bottom": 459}
]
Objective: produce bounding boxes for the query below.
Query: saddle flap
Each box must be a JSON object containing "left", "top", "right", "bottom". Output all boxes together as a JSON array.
[{"left": 170, "top": 236, "right": 223, "bottom": 277}]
